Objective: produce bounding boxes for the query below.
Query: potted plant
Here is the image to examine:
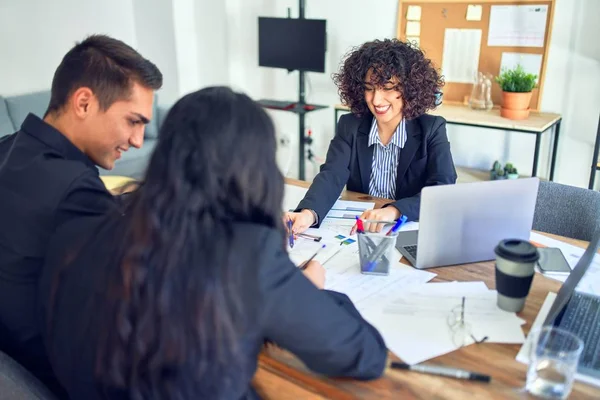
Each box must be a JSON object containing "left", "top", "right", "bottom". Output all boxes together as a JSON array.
[
  {"left": 495, "top": 168, "right": 507, "bottom": 180},
  {"left": 490, "top": 160, "right": 502, "bottom": 180},
  {"left": 495, "top": 65, "right": 537, "bottom": 120},
  {"left": 504, "top": 163, "right": 519, "bottom": 179}
]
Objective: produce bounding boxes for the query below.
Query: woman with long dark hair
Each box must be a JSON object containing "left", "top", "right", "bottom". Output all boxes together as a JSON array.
[{"left": 39, "top": 87, "right": 387, "bottom": 399}]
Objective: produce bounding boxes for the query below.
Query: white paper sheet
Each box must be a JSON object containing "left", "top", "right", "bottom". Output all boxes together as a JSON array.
[
  {"left": 324, "top": 247, "right": 436, "bottom": 311},
  {"left": 406, "top": 21, "right": 421, "bottom": 36},
  {"left": 287, "top": 219, "right": 359, "bottom": 266},
  {"left": 500, "top": 52, "right": 542, "bottom": 77},
  {"left": 466, "top": 5, "right": 483, "bottom": 21},
  {"left": 406, "top": 5, "right": 421, "bottom": 21},
  {"left": 488, "top": 5, "right": 548, "bottom": 47},
  {"left": 330, "top": 199, "right": 374, "bottom": 212},
  {"left": 441, "top": 29, "right": 482, "bottom": 83},
  {"left": 362, "top": 282, "right": 526, "bottom": 365}
]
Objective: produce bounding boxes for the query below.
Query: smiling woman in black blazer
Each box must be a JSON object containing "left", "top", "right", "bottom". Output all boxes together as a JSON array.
[{"left": 287, "top": 38, "right": 457, "bottom": 233}]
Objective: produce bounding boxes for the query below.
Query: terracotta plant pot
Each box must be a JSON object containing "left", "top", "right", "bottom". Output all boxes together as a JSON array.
[
  {"left": 500, "top": 91, "right": 532, "bottom": 120},
  {"left": 500, "top": 108, "right": 530, "bottom": 120}
]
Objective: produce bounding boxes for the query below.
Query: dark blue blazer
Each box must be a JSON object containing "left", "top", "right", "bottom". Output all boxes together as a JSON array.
[
  {"left": 39, "top": 214, "right": 388, "bottom": 399},
  {"left": 297, "top": 112, "right": 457, "bottom": 223}
]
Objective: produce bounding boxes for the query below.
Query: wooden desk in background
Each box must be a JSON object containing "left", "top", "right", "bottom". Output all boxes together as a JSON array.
[
  {"left": 333, "top": 104, "right": 562, "bottom": 180},
  {"left": 252, "top": 179, "right": 597, "bottom": 399}
]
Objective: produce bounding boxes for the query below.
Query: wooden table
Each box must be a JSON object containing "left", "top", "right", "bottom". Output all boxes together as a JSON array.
[
  {"left": 333, "top": 103, "right": 562, "bottom": 180},
  {"left": 252, "top": 179, "right": 598, "bottom": 399}
]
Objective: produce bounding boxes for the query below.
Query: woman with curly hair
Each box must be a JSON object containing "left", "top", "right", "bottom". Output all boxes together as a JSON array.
[
  {"left": 288, "top": 38, "right": 457, "bottom": 233},
  {"left": 39, "top": 87, "right": 387, "bottom": 399}
]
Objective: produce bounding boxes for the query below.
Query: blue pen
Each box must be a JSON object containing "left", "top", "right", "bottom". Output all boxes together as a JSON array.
[
  {"left": 287, "top": 219, "right": 294, "bottom": 248},
  {"left": 386, "top": 215, "right": 408, "bottom": 236}
]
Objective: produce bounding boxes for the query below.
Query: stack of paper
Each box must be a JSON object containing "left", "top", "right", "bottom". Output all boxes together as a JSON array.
[
  {"left": 283, "top": 184, "right": 437, "bottom": 321},
  {"left": 286, "top": 223, "right": 357, "bottom": 267},
  {"left": 361, "top": 281, "right": 527, "bottom": 365},
  {"left": 324, "top": 199, "right": 375, "bottom": 225}
]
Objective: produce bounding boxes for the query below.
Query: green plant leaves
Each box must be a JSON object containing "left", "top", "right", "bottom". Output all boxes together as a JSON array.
[{"left": 495, "top": 64, "right": 537, "bottom": 93}]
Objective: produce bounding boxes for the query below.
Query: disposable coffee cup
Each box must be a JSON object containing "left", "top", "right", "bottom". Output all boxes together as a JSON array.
[{"left": 494, "top": 239, "right": 540, "bottom": 312}]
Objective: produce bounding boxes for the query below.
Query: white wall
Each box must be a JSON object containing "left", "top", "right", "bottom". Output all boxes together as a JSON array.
[
  {"left": 226, "top": 0, "right": 400, "bottom": 177},
  {"left": 132, "top": 0, "right": 180, "bottom": 106},
  {"left": 1, "top": 0, "right": 598, "bottom": 189},
  {"left": 543, "top": 0, "right": 600, "bottom": 187},
  {"left": 0, "top": 0, "right": 137, "bottom": 96},
  {"left": 225, "top": 0, "right": 600, "bottom": 188},
  {"left": 170, "top": 0, "right": 230, "bottom": 97},
  {"left": 195, "top": 0, "right": 230, "bottom": 87}
]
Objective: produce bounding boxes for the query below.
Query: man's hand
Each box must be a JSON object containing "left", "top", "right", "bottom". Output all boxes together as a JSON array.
[
  {"left": 284, "top": 209, "right": 315, "bottom": 235},
  {"left": 350, "top": 206, "right": 401, "bottom": 234},
  {"left": 301, "top": 260, "right": 326, "bottom": 289}
]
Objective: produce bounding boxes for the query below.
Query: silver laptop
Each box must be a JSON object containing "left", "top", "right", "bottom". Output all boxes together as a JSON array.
[
  {"left": 396, "top": 178, "right": 539, "bottom": 269},
  {"left": 542, "top": 230, "right": 600, "bottom": 380}
]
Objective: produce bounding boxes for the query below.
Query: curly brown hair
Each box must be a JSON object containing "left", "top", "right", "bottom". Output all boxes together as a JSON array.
[{"left": 332, "top": 38, "right": 444, "bottom": 120}]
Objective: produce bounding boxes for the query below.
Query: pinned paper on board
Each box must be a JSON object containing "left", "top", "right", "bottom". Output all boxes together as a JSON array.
[
  {"left": 406, "top": 5, "right": 422, "bottom": 21},
  {"left": 488, "top": 5, "right": 548, "bottom": 47},
  {"left": 441, "top": 29, "right": 482, "bottom": 83},
  {"left": 500, "top": 52, "right": 542, "bottom": 77},
  {"left": 406, "top": 21, "right": 421, "bottom": 37},
  {"left": 466, "top": 5, "right": 482, "bottom": 21}
]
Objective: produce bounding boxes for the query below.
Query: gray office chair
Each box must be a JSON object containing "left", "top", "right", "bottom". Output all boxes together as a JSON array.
[
  {"left": 0, "top": 350, "right": 57, "bottom": 400},
  {"left": 533, "top": 180, "right": 600, "bottom": 242}
]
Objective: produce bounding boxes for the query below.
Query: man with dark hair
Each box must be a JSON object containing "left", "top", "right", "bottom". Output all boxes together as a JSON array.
[{"left": 0, "top": 34, "right": 163, "bottom": 395}]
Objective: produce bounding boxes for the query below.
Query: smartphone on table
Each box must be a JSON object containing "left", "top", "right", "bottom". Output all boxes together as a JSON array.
[{"left": 537, "top": 247, "right": 572, "bottom": 275}]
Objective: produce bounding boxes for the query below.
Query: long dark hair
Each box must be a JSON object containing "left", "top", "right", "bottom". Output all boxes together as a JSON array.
[{"left": 95, "top": 87, "right": 284, "bottom": 398}]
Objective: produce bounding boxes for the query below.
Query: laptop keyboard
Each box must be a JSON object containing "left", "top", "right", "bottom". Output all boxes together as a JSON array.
[
  {"left": 403, "top": 245, "right": 418, "bottom": 260},
  {"left": 559, "top": 292, "right": 600, "bottom": 370}
]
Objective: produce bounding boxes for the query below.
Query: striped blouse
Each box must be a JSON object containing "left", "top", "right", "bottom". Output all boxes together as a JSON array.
[{"left": 368, "top": 118, "right": 407, "bottom": 199}]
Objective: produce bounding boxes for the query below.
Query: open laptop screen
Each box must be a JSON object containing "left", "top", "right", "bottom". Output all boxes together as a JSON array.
[{"left": 543, "top": 230, "right": 600, "bottom": 326}]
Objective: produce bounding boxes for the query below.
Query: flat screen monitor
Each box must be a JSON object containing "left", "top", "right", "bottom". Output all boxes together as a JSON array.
[{"left": 258, "top": 17, "right": 326, "bottom": 73}]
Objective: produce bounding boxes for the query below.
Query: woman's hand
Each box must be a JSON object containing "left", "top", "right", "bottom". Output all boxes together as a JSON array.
[
  {"left": 301, "top": 260, "right": 326, "bottom": 289},
  {"left": 350, "top": 206, "right": 401, "bottom": 234},
  {"left": 284, "top": 209, "right": 315, "bottom": 235}
]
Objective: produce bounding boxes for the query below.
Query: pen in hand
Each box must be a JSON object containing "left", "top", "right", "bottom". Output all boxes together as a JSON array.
[
  {"left": 287, "top": 218, "right": 294, "bottom": 248},
  {"left": 298, "top": 244, "right": 326, "bottom": 270},
  {"left": 355, "top": 216, "right": 365, "bottom": 234}
]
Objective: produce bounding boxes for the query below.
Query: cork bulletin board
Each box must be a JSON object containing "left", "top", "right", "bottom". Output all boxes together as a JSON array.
[{"left": 396, "top": 0, "right": 556, "bottom": 111}]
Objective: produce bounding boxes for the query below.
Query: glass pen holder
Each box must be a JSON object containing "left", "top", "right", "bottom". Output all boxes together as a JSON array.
[{"left": 357, "top": 232, "right": 397, "bottom": 276}]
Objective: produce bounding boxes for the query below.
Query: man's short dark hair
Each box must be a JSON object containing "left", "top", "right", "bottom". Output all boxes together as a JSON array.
[{"left": 45, "top": 34, "right": 163, "bottom": 116}]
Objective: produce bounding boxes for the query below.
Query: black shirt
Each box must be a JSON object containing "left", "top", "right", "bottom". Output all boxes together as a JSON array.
[
  {"left": 40, "top": 215, "right": 388, "bottom": 399},
  {"left": 0, "top": 114, "right": 117, "bottom": 396}
]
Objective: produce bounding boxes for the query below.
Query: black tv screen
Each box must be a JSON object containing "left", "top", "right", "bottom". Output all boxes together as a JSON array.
[{"left": 258, "top": 17, "right": 326, "bottom": 73}]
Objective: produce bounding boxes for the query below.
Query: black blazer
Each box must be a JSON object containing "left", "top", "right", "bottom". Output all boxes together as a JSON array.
[
  {"left": 39, "top": 213, "right": 388, "bottom": 399},
  {"left": 0, "top": 114, "right": 117, "bottom": 397},
  {"left": 297, "top": 112, "right": 457, "bottom": 223}
]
